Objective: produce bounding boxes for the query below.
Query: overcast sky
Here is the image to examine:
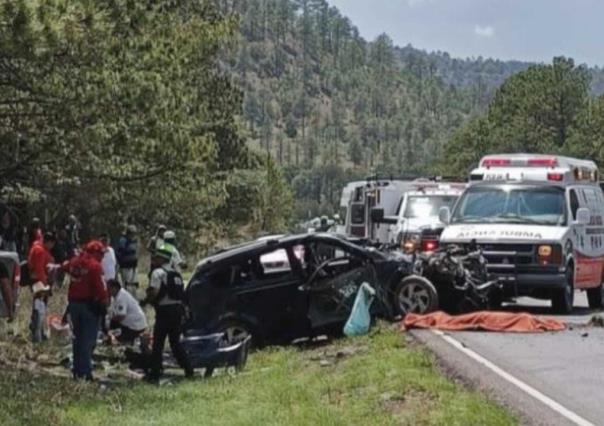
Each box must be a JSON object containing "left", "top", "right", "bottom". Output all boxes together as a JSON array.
[{"left": 327, "top": 0, "right": 604, "bottom": 66}]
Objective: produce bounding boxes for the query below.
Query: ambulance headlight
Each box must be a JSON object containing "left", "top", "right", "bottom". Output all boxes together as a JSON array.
[
  {"left": 538, "top": 245, "right": 552, "bottom": 257},
  {"left": 537, "top": 245, "right": 562, "bottom": 265}
]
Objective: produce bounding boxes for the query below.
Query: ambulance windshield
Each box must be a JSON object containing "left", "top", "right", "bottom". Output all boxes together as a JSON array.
[{"left": 452, "top": 185, "right": 566, "bottom": 226}]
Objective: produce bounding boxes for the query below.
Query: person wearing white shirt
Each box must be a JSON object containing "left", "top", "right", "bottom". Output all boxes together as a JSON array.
[
  {"left": 100, "top": 234, "right": 117, "bottom": 282},
  {"left": 163, "top": 230, "right": 187, "bottom": 273},
  {"left": 107, "top": 279, "right": 147, "bottom": 344}
]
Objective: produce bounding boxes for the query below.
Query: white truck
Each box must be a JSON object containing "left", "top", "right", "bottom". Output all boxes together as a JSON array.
[
  {"left": 386, "top": 184, "right": 465, "bottom": 251},
  {"left": 339, "top": 178, "right": 465, "bottom": 247},
  {"left": 439, "top": 154, "right": 604, "bottom": 313},
  {"left": 339, "top": 179, "right": 417, "bottom": 242}
]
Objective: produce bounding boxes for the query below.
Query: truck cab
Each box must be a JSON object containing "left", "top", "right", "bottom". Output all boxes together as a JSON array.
[
  {"left": 439, "top": 154, "right": 604, "bottom": 313},
  {"left": 390, "top": 184, "right": 465, "bottom": 252}
]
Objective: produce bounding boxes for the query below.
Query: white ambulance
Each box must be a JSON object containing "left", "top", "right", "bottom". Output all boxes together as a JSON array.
[{"left": 439, "top": 154, "right": 604, "bottom": 313}]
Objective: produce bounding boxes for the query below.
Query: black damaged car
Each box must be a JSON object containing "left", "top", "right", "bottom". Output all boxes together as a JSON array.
[{"left": 185, "top": 233, "right": 434, "bottom": 345}]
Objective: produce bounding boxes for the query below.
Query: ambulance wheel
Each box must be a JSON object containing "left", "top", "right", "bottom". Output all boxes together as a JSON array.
[
  {"left": 587, "top": 283, "right": 603, "bottom": 309},
  {"left": 552, "top": 266, "right": 574, "bottom": 314},
  {"left": 394, "top": 276, "right": 439, "bottom": 316}
]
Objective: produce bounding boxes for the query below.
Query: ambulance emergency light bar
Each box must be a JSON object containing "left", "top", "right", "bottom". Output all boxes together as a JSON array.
[{"left": 474, "top": 154, "right": 599, "bottom": 183}]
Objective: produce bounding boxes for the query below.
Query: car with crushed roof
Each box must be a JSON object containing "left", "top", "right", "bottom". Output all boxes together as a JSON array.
[{"left": 185, "top": 233, "right": 435, "bottom": 345}]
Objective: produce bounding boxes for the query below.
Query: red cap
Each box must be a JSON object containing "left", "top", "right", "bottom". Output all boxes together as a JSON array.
[{"left": 85, "top": 240, "right": 105, "bottom": 255}]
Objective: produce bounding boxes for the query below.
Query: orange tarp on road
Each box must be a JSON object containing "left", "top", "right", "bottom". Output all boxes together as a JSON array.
[{"left": 402, "top": 311, "right": 566, "bottom": 333}]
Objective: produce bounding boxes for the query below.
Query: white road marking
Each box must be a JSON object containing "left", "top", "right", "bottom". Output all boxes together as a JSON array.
[{"left": 432, "top": 330, "right": 595, "bottom": 426}]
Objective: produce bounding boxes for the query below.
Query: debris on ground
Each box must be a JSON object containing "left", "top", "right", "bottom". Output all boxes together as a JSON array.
[{"left": 588, "top": 315, "right": 604, "bottom": 328}]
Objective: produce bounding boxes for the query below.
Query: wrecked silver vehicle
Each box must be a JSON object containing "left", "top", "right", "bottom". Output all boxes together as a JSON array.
[{"left": 185, "top": 233, "right": 420, "bottom": 345}]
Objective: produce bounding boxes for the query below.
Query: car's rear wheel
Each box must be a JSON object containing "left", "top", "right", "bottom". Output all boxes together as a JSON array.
[
  {"left": 552, "top": 265, "right": 574, "bottom": 314},
  {"left": 587, "top": 283, "right": 603, "bottom": 309},
  {"left": 393, "top": 276, "right": 439, "bottom": 316}
]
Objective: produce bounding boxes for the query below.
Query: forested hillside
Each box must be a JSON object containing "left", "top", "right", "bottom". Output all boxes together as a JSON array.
[
  {"left": 218, "top": 0, "right": 480, "bottom": 215},
  {"left": 443, "top": 57, "right": 604, "bottom": 175},
  {"left": 396, "top": 45, "right": 604, "bottom": 97},
  {"left": 218, "top": 0, "right": 604, "bottom": 217}
]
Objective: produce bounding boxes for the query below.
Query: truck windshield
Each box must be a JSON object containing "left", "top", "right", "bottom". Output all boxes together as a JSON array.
[
  {"left": 404, "top": 195, "right": 458, "bottom": 218},
  {"left": 452, "top": 186, "right": 566, "bottom": 225}
]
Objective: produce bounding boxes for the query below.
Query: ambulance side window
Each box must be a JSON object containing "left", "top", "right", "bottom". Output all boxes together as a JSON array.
[{"left": 569, "top": 190, "right": 580, "bottom": 221}]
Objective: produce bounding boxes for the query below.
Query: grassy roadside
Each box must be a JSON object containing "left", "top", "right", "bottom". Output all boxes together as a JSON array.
[{"left": 0, "top": 325, "right": 516, "bottom": 426}]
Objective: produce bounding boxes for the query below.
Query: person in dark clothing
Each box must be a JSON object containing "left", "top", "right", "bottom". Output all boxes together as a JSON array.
[
  {"left": 52, "top": 229, "right": 74, "bottom": 264},
  {"left": 0, "top": 209, "right": 18, "bottom": 253},
  {"left": 116, "top": 225, "right": 139, "bottom": 297},
  {"left": 66, "top": 214, "right": 80, "bottom": 250},
  {"left": 0, "top": 261, "right": 14, "bottom": 323},
  {"left": 147, "top": 224, "right": 166, "bottom": 256},
  {"left": 28, "top": 217, "right": 43, "bottom": 249},
  {"left": 140, "top": 247, "right": 193, "bottom": 383}
]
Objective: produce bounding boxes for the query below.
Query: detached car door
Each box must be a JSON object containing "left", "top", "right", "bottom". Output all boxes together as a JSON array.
[{"left": 303, "top": 240, "right": 377, "bottom": 331}]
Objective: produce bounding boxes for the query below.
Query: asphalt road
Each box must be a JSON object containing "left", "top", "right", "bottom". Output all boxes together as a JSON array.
[{"left": 411, "top": 292, "right": 604, "bottom": 426}]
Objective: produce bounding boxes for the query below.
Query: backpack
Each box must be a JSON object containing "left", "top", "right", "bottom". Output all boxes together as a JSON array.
[{"left": 159, "top": 268, "right": 185, "bottom": 302}]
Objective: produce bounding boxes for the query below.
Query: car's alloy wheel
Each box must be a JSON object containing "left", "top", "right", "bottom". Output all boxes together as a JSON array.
[
  {"left": 221, "top": 324, "right": 250, "bottom": 344},
  {"left": 395, "top": 276, "right": 439, "bottom": 316}
]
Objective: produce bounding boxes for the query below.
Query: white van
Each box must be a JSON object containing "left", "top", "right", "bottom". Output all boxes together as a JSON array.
[{"left": 439, "top": 154, "right": 604, "bottom": 313}]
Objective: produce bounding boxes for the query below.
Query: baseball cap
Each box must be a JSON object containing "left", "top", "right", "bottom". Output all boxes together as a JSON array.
[{"left": 153, "top": 246, "right": 172, "bottom": 261}]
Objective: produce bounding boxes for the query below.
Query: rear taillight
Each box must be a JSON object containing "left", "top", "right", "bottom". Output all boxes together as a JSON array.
[{"left": 421, "top": 239, "right": 439, "bottom": 252}]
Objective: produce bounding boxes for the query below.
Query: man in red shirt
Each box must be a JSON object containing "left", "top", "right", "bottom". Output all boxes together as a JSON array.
[
  {"left": 28, "top": 232, "right": 55, "bottom": 285},
  {"left": 65, "top": 241, "right": 109, "bottom": 380}
]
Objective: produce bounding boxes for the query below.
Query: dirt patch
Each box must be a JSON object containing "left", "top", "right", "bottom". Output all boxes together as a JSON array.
[
  {"left": 381, "top": 389, "right": 437, "bottom": 417},
  {"left": 307, "top": 344, "right": 368, "bottom": 367}
]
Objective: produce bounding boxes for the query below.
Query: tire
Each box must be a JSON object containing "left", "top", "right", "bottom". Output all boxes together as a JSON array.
[
  {"left": 214, "top": 320, "right": 256, "bottom": 346},
  {"left": 393, "top": 275, "right": 439, "bottom": 316},
  {"left": 552, "top": 265, "right": 574, "bottom": 314},
  {"left": 214, "top": 319, "right": 264, "bottom": 348},
  {"left": 587, "top": 283, "right": 603, "bottom": 309}
]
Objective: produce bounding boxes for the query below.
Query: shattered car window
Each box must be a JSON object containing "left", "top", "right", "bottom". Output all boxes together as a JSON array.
[{"left": 260, "top": 249, "right": 291, "bottom": 274}]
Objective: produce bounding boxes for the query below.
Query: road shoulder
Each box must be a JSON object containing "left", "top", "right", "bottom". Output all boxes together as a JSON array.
[{"left": 409, "top": 329, "right": 578, "bottom": 426}]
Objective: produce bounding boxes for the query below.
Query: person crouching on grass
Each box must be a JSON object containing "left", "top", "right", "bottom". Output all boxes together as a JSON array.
[
  {"left": 30, "top": 282, "right": 50, "bottom": 342},
  {"left": 107, "top": 279, "right": 147, "bottom": 345}
]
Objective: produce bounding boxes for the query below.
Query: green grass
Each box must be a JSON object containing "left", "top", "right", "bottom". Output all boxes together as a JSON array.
[{"left": 0, "top": 325, "right": 516, "bottom": 426}]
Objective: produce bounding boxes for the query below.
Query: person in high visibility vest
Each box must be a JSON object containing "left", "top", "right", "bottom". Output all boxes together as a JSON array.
[{"left": 163, "top": 230, "right": 186, "bottom": 273}]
